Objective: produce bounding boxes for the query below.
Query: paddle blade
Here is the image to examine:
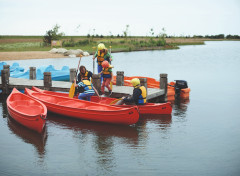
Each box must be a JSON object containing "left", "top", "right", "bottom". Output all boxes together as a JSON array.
[{"left": 69, "top": 83, "right": 75, "bottom": 98}]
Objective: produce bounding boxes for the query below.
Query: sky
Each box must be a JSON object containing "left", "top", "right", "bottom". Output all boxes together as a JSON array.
[{"left": 0, "top": 0, "right": 240, "bottom": 36}]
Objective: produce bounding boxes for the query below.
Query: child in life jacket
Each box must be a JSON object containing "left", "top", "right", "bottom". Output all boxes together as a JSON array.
[
  {"left": 122, "top": 78, "right": 147, "bottom": 105},
  {"left": 74, "top": 78, "right": 95, "bottom": 101},
  {"left": 99, "top": 61, "right": 113, "bottom": 96},
  {"left": 92, "top": 43, "right": 112, "bottom": 82}
]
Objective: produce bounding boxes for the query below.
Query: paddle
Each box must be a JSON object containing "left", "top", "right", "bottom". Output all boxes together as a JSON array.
[
  {"left": 92, "top": 46, "right": 96, "bottom": 74},
  {"left": 92, "top": 85, "right": 101, "bottom": 99},
  {"left": 69, "top": 55, "right": 82, "bottom": 98},
  {"left": 109, "top": 45, "right": 113, "bottom": 90}
]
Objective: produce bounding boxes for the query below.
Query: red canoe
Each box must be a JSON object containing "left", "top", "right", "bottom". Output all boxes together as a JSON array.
[
  {"left": 31, "top": 86, "right": 116, "bottom": 104},
  {"left": 25, "top": 88, "right": 139, "bottom": 125},
  {"left": 7, "top": 88, "right": 47, "bottom": 133},
  {"left": 31, "top": 86, "right": 172, "bottom": 114},
  {"left": 115, "top": 102, "right": 172, "bottom": 114}
]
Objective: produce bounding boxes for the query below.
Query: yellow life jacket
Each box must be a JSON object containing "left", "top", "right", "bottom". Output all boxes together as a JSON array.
[
  {"left": 102, "top": 67, "right": 111, "bottom": 75},
  {"left": 82, "top": 80, "right": 92, "bottom": 90},
  {"left": 138, "top": 86, "right": 147, "bottom": 104},
  {"left": 81, "top": 71, "right": 89, "bottom": 80},
  {"left": 97, "top": 51, "right": 105, "bottom": 65}
]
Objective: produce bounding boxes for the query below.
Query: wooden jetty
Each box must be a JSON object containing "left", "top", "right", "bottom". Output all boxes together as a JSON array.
[{"left": 1, "top": 65, "right": 168, "bottom": 102}]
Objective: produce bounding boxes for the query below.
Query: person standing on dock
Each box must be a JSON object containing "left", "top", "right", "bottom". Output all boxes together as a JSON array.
[
  {"left": 121, "top": 78, "right": 147, "bottom": 105},
  {"left": 99, "top": 61, "right": 113, "bottom": 96},
  {"left": 92, "top": 43, "right": 112, "bottom": 82},
  {"left": 74, "top": 78, "right": 95, "bottom": 101}
]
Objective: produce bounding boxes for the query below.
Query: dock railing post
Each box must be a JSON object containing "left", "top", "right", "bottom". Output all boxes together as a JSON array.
[
  {"left": 29, "top": 67, "right": 36, "bottom": 80},
  {"left": 116, "top": 71, "right": 124, "bottom": 86},
  {"left": 139, "top": 77, "right": 148, "bottom": 97},
  {"left": 3, "top": 65, "right": 10, "bottom": 78},
  {"left": 44, "top": 72, "right": 52, "bottom": 90},
  {"left": 160, "top": 73, "right": 168, "bottom": 102},
  {"left": 92, "top": 74, "right": 101, "bottom": 94},
  {"left": 1, "top": 69, "right": 10, "bottom": 95},
  {"left": 70, "top": 68, "right": 76, "bottom": 83}
]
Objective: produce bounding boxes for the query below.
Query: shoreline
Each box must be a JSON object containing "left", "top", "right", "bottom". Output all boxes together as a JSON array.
[
  {"left": 0, "top": 51, "right": 69, "bottom": 61},
  {"left": 2, "top": 39, "right": 238, "bottom": 61},
  {"left": 0, "top": 46, "right": 180, "bottom": 61}
]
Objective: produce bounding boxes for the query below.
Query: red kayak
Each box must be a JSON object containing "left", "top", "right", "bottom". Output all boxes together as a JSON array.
[
  {"left": 31, "top": 86, "right": 172, "bottom": 114},
  {"left": 7, "top": 88, "right": 47, "bottom": 133},
  {"left": 25, "top": 88, "right": 139, "bottom": 125}
]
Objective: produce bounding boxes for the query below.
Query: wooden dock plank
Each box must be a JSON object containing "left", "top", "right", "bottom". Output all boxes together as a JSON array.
[{"left": 0, "top": 77, "right": 164, "bottom": 100}]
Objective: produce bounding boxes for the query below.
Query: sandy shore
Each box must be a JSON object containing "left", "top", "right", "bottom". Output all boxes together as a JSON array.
[{"left": 0, "top": 51, "right": 69, "bottom": 61}]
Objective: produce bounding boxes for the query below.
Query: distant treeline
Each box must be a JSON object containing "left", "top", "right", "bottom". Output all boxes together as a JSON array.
[{"left": 175, "top": 34, "right": 240, "bottom": 39}]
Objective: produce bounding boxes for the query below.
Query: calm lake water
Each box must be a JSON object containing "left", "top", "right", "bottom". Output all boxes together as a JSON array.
[{"left": 1, "top": 41, "right": 240, "bottom": 176}]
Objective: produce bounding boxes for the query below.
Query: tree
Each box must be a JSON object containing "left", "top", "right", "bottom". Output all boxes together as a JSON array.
[
  {"left": 156, "top": 28, "right": 167, "bottom": 46},
  {"left": 123, "top": 24, "right": 130, "bottom": 40},
  {"left": 43, "top": 24, "right": 64, "bottom": 45},
  {"left": 149, "top": 28, "right": 154, "bottom": 37}
]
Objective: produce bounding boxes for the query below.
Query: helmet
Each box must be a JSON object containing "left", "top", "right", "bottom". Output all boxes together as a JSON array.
[
  {"left": 130, "top": 78, "right": 140, "bottom": 87},
  {"left": 102, "top": 60, "right": 109, "bottom": 68},
  {"left": 98, "top": 43, "right": 105, "bottom": 50}
]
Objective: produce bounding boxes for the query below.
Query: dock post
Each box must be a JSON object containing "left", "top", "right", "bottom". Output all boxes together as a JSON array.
[
  {"left": 29, "top": 67, "right": 36, "bottom": 80},
  {"left": 160, "top": 73, "right": 168, "bottom": 102},
  {"left": 1, "top": 69, "right": 10, "bottom": 95},
  {"left": 43, "top": 72, "right": 52, "bottom": 90},
  {"left": 70, "top": 68, "right": 76, "bottom": 83},
  {"left": 139, "top": 78, "right": 148, "bottom": 96},
  {"left": 92, "top": 74, "right": 101, "bottom": 94},
  {"left": 3, "top": 65, "right": 10, "bottom": 78},
  {"left": 116, "top": 71, "right": 124, "bottom": 86}
]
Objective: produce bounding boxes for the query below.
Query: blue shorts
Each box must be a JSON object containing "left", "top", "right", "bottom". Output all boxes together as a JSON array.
[{"left": 78, "top": 93, "right": 94, "bottom": 101}]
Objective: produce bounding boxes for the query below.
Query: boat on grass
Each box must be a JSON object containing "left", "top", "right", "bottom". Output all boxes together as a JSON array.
[
  {"left": 7, "top": 88, "right": 47, "bottom": 133},
  {"left": 25, "top": 88, "right": 139, "bottom": 125}
]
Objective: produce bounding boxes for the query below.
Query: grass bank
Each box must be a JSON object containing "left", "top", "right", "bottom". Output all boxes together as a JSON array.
[{"left": 0, "top": 35, "right": 208, "bottom": 53}]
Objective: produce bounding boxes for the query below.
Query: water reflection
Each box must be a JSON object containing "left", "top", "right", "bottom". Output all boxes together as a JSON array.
[
  {"left": 138, "top": 114, "right": 172, "bottom": 129},
  {"left": 47, "top": 112, "right": 139, "bottom": 144},
  {"left": 172, "top": 97, "right": 190, "bottom": 118},
  {"left": 7, "top": 115, "right": 48, "bottom": 159},
  {"left": 0, "top": 95, "right": 8, "bottom": 118},
  {"left": 47, "top": 113, "right": 140, "bottom": 173}
]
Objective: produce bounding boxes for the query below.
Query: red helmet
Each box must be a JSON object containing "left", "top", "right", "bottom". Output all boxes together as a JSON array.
[{"left": 102, "top": 60, "right": 109, "bottom": 68}]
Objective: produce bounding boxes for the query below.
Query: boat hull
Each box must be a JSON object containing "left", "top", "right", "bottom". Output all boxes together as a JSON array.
[
  {"left": 7, "top": 88, "right": 47, "bottom": 133},
  {"left": 26, "top": 88, "right": 139, "bottom": 125},
  {"left": 31, "top": 86, "right": 172, "bottom": 114},
  {"left": 114, "top": 102, "right": 172, "bottom": 114}
]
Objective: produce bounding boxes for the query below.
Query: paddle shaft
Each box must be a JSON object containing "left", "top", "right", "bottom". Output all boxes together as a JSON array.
[
  {"left": 92, "top": 47, "right": 96, "bottom": 74},
  {"left": 109, "top": 46, "right": 113, "bottom": 90},
  {"left": 92, "top": 85, "right": 100, "bottom": 98},
  {"left": 76, "top": 56, "right": 82, "bottom": 78}
]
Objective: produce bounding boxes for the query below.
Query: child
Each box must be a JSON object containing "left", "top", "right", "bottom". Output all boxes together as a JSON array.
[
  {"left": 99, "top": 61, "right": 113, "bottom": 96},
  {"left": 122, "top": 78, "right": 147, "bottom": 105},
  {"left": 74, "top": 78, "right": 95, "bottom": 101},
  {"left": 92, "top": 43, "right": 112, "bottom": 82}
]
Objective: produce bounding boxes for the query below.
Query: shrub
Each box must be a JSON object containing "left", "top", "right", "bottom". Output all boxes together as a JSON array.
[{"left": 43, "top": 24, "right": 64, "bottom": 45}]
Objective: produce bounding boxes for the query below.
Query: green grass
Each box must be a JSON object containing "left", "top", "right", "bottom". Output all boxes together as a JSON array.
[
  {"left": 0, "top": 35, "right": 205, "bottom": 52},
  {"left": 0, "top": 42, "right": 50, "bottom": 52}
]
